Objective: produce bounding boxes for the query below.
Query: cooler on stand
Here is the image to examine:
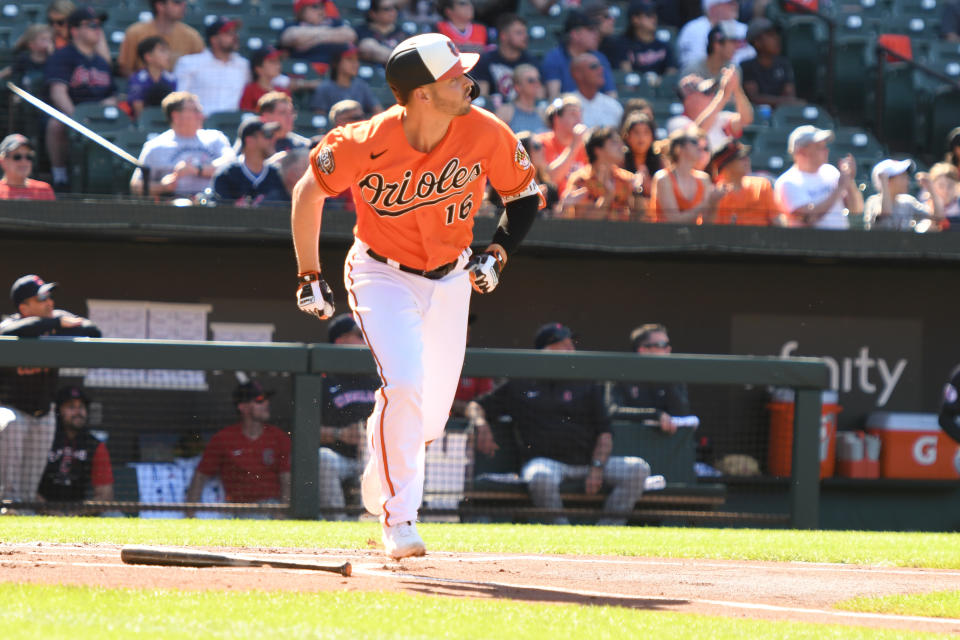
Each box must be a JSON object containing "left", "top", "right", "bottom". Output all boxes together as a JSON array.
[
  {"left": 767, "top": 389, "right": 841, "bottom": 478},
  {"left": 865, "top": 412, "right": 960, "bottom": 479}
]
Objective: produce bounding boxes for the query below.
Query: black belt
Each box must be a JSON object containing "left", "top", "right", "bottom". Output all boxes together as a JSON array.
[{"left": 366, "top": 249, "right": 459, "bottom": 280}]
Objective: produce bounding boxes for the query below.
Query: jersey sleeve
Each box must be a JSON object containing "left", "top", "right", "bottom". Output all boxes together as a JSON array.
[
  {"left": 195, "top": 433, "right": 224, "bottom": 477},
  {"left": 308, "top": 126, "right": 362, "bottom": 197},
  {"left": 484, "top": 117, "right": 538, "bottom": 199},
  {"left": 90, "top": 442, "right": 114, "bottom": 487}
]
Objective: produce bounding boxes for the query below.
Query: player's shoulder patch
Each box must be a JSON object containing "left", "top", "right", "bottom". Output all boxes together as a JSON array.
[
  {"left": 514, "top": 140, "right": 531, "bottom": 171},
  {"left": 315, "top": 145, "right": 336, "bottom": 175}
]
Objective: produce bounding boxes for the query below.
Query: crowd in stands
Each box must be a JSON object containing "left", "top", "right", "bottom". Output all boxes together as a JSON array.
[{"left": 0, "top": 0, "right": 956, "bottom": 230}]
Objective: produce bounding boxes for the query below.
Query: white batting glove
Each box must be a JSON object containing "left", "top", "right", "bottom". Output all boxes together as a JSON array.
[
  {"left": 466, "top": 252, "right": 504, "bottom": 294},
  {"left": 296, "top": 272, "right": 335, "bottom": 320}
]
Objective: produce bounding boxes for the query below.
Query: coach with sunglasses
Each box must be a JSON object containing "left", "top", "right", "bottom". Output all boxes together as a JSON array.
[
  {"left": 0, "top": 134, "right": 54, "bottom": 200},
  {"left": 606, "top": 323, "right": 692, "bottom": 435}
]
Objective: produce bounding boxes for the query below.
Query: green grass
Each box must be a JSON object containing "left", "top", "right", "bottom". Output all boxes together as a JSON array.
[
  {"left": 836, "top": 591, "right": 960, "bottom": 619},
  {"left": 3, "top": 517, "right": 960, "bottom": 568},
  {"left": 1, "top": 584, "right": 954, "bottom": 640}
]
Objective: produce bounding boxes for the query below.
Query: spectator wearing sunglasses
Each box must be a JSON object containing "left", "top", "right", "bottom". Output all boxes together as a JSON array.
[
  {"left": 495, "top": 64, "right": 547, "bottom": 134},
  {"left": 570, "top": 52, "right": 622, "bottom": 128},
  {"left": 355, "top": 0, "right": 407, "bottom": 65},
  {"left": 47, "top": 0, "right": 111, "bottom": 61},
  {"left": 0, "top": 134, "right": 55, "bottom": 201},
  {"left": 606, "top": 324, "right": 692, "bottom": 435},
  {"left": 44, "top": 6, "right": 117, "bottom": 192},
  {"left": 212, "top": 118, "right": 288, "bottom": 206},
  {"left": 116, "top": 0, "right": 204, "bottom": 77}
]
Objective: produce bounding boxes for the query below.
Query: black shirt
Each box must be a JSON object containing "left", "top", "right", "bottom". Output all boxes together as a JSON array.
[
  {"left": 38, "top": 427, "right": 105, "bottom": 501},
  {"left": 604, "top": 36, "right": 676, "bottom": 75},
  {"left": 607, "top": 381, "right": 691, "bottom": 423},
  {"left": 740, "top": 56, "right": 795, "bottom": 102},
  {"left": 939, "top": 365, "right": 960, "bottom": 444},
  {"left": 212, "top": 161, "right": 289, "bottom": 205},
  {"left": 478, "top": 379, "right": 610, "bottom": 466},
  {"left": 321, "top": 372, "right": 379, "bottom": 458},
  {"left": 472, "top": 49, "right": 539, "bottom": 102}
]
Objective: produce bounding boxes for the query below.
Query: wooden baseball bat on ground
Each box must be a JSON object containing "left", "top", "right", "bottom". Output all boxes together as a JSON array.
[{"left": 120, "top": 546, "right": 351, "bottom": 577}]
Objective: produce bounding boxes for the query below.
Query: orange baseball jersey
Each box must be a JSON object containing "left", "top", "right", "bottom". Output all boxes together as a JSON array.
[{"left": 310, "top": 104, "right": 537, "bottom": 271}]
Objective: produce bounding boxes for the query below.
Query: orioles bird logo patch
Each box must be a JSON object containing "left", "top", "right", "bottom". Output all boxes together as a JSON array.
[
  {"left": 514, "top": 141, "right": 531, "bottom": 170},
  {"left": 316, "top": 146, "right": 335, "bottom": 174}
]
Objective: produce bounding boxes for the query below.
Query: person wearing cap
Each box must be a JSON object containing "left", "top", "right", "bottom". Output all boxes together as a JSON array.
[
  {"left": 434, "top": 0, "right": 488, "bottom": 55},
  {"left": 570, "top": 52, "right": 624, "bottom": 128},
  {"left": 0, "top": 134, "right": 55, "bottom": 201},
  {"left": 257, "top": 91, "right": 311, "bottom": 153},
  {"left": 473, "top": 14, "right": 538, "bottom": 102},
  {"left": 740, "top": 17, "right": 799, "bottom": 108},
  {"left": 536, "top": 95, "right": 589, "bottom": 195},
  {"left": 116, "top": 0, "right": 204, "bottom": 77},
  {"left": 292, "top": 33, "right": 543, "bottom": 558},
  {"left": 494, "top": 64, "right": 548, "bottom": 134},
  {"left": 676, "top": 0, "right": 755, "bottom": 70},
  {"left": 0, "top": 275, "right": 101, "bottom": 505},
  {"left": 279, "top": 0, "right": 357, "bottom": 65},
  {"left": 605, "top": 0, "right": 677, "bottom": 76},
  {"left": 560, "top": 125, "right": 641, "bottom": 220},
  {"left": 355, "top": 0, "right": 407, "bottom": 66},
  {"left": 667, "top": 68, "right": 753, "bottom": 153},
  {"left": 37, "top": 386, "right": 114, "bottom": 507},
  {"left": 130, "top": 91, "right": 234, "bottom": 197},
  {"left": 127, "top": 36, "right": 177, "bottom": 119},
  {"left": 44, "top": 5, "right": 117, "bottom": 192},
  {"left": 185, "top": 380, "right": 291, "bottom": 512},
  {"left": 239, "top": 47, "right": 290, "bottom": 113},
  {"left": 709, "top": 138, "right": 780, "bottom": 225},
  {"left": 466, "top": 323, "right": 651, "bottom": 525},
  {"left": 212, "top": 118, "right": 287, "bottom": 205},
  {"left": 864, "top": 158, "right": 943, "bottom": 231},
  {"left": 607, "top": 324, "right": 693, "bottom": 435},
  {"left": 316, "top": 314, "right": 380, "bottom": 519},
  {"left": 173, "top": 17, "right": 250, "bottom": 115},
  {"left": 681, "top": 22, "right": 741, "bottom": 84},
  {"left": 774, "top": 125, "right": 863, "bottom": 229},
  {"left": 584, "top": 0, "right": 619, "bottom": 62},
  {"left": 541, "top": 9, "right": 617, "bottom": 100},
  {"left": 309, "top": 44, "right": 383, "bottom": 117}
]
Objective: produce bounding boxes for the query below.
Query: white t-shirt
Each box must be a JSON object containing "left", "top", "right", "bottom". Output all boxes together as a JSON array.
[
  {"left": 864, "top": 193, "right": 930, "bottom": 230},
  {"left": 676, "top": 18, "right": 756, "bottom": 70},
  {"left": 174, "top": 49, "right": 251, "bottom": 115},
  {"left": 666, "top": 111, "right": 737, "bottom": 152},
  {"left": 135, "top": 128, "right": 235, "bottom": 197},
  {"left": 573, "top": 90, "right": 624, "bottom": 129},
  {"left": 774, "top": 163, "right": 849, "bottom": 230}
]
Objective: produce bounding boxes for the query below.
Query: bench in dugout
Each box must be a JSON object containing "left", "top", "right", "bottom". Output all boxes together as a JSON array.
[{"left": 455, "top": 418, "right": 727, "bottom": 525}]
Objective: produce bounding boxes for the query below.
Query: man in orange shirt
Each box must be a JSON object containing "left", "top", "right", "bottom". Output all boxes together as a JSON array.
[
  {"left": 709, "top": 138, "right": 780, "bottom": 226},
  {"left": 0, "top": 135, "right": 54, "bottom": 201},
  {"left": 536, "top": 95, "right": 588, "bottom": 196},
  {"left": 291, "top": 34, "right": 542, "bottom": 559}
]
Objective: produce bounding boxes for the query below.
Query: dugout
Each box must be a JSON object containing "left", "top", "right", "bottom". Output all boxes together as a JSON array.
[{"left": 2, "top": 200, "right": 960, "bottom": 530}]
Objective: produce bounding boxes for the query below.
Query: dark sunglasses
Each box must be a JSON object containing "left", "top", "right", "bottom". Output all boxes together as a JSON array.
[
  {"left": 80, "top": 20, "right": 102, "bottom": 29},
  {"left": 588, "top": 63, "right": 601, "bottom": 69},
  {"left": 641, "top": 341, "right": 670, "bottom": 348},
  {"left": 522, "top": 76, "right": 541, "bottom": 84},
  {"left": 377, "top": 4, "right": 398, "bottom": 10},
  {"left": 10, "top": 152, "right": 35, "bottom": 161},
  {"left": 48, "top": 18, "right": 66, "bottom": 26}
]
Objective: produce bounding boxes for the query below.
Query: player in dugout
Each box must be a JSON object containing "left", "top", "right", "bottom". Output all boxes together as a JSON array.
[{"left": 291, "top": 33, "right": 543, "bottom": 559}]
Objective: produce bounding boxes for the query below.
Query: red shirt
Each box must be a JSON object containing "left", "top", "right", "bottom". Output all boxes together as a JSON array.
[
  {"left": 0, "top": 179, "right": 56, "bottom": 201},
  {"left": 196, "top": 423, "right": 291, "bottom": 502},
  {"left": 455, "top": 376, "right": 494, "bottom": 402},
  {"left": 90, "top": 443, "right": 114, "bottom": 486},
  {"left": 537, "top": 130, "right": 587, "bottom": 196},
  {"left": 435, "top": 22, "right": 488, "bottom": 52},
  {"left": 239, "top": 83, "right": 291, "bottom": 112}
]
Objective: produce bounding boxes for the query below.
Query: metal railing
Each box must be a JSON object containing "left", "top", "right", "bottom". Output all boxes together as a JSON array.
[{"left": 0, "top": 336, "right": 830, "bottom": 527}]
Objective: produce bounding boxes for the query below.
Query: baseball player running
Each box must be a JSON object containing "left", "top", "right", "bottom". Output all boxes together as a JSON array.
[{"left": 292, "top": 33, "right": 542, "bottom": 559}]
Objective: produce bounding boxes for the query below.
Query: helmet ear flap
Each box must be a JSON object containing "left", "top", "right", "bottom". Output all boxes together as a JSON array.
[{"left": 467, "top": 74, "right": 480, "bottom": 101}]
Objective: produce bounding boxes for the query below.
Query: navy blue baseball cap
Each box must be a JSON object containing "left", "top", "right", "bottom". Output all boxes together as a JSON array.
[
  {"left": 534, "top": 322, "right": 574, "bottom": 349},
  {"left": 205, "top": 16, "right": 240, "bottom": 40},
  {"left": 233, "top": 379, "right": 275, "bottom": 404},
  {"left": 11, "top": 274, "right": 57, "bottom": 307},
  {"left": 56, "top": 385, "right": 90, "bottom": 408},
  {"left": 328, "top": 313, "right": 362, "bottom": 343}
]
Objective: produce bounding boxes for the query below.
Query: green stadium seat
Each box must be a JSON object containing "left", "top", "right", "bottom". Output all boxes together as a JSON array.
[
  {"left": 654, "top": 71, "right": 681, "bottom": 99},
  {"left": 613, "top": 69, "right": 656, "bottom": 99},
  {"left": 204, "top": 110, "right": 250, "bottom": 137},
  {"left": 294, "top": 110, "right": 328, "bottom": 136},
  {"left": 831, "top": 126, "right": 886, "bottom": 162},
  {"left": 137, "top": 105, "right": 169, "bottom": 133},
  {"left": 770, "top": 102, "right": 835, "bottom": 130},
  {"left": 926, "top": 87, "right": 960, "bottom": 158},
  {"left": 72, "top": 102, "right": 136, "bottom": 133},
  {"left": 832, "top": 35, "right": 873, "bottom": 121},
  {"left": 780, "top": 15, "right": 827, "bottom": 101},
  {"left": 879, "top": 62, "right": 917, "bottom": 152}
]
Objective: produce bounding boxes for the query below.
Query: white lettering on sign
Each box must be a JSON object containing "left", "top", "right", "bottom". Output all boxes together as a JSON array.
[
  {"left": 779, "top": 341, "right": 907, "bottom": 407},
  {"left": 913, "top": 436, "right": 938, "bottom": 466}
]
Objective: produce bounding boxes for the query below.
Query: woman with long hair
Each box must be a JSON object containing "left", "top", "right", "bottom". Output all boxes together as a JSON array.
[
  {"left": 650, "top": 127, "right": 723, "bottom": 223},
  {"left": 620, "top": 112, "right": 662, "bottom": 201}
]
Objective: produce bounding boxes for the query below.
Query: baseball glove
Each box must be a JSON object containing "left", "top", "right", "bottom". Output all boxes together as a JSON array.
[
  {"left": 466, "top": 251, "right": 504, "bottom": 294},
  {"left": 296, "top": 272, "right": 335, "bottom": 319}
]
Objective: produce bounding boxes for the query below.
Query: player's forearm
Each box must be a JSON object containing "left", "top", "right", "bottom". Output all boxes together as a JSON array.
[
  {"left": 185, "top": 472, "right": 210, "bottom": 504},
  {"left": 291, "top": 171, "right": 327, "bottom": 273},
  {"left": 491, "top": 192, "right": 539, "bottom": 255}
]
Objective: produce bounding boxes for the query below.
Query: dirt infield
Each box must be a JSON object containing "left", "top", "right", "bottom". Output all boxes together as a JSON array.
[{"left": 3, "top": 542, "right": 960, "bottom": 633}]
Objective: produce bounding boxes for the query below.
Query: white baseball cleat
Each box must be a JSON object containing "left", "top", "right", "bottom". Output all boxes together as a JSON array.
[
  {"left": 382, "top": 521, "right": 426, "bottom": 559},
  {"left": 361, "top": 457, "right": 383, "bottom": 516}
]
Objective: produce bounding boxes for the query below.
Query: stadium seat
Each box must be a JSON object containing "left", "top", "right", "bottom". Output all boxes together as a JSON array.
[
  {"left": 780, "top": 15, "right": 827, "bottom": 101},
  {"left": 770, "top": 103, "right": 835, "bottom": 130},
  {"left": 831, "top": 126, "right": 886, "bottom": 162},
  {"left": 204, "top": 110, "right": 249, "bottom": 137},
  {"left": 832, "top": 35, "right": 873, "bottom": 121},
  {"left": 927, "top": 87, "right": 960, "bottom": 158},
  {"left": 137, "top": 105, "right": 169, "bottom": 133},
  {"left": 294, "top": 110, "right": 328, "bottom": 136},
  {"left": 879, "top": 62, "right": 917, "bottom": 152},
  {"left": 72, "top": 102, "right": 136, "bottom": 133},
  {"left": 613, "top": 69, "right": 656, "bottom": 99}
]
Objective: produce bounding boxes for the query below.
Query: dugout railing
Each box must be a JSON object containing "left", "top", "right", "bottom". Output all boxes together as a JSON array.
[{"left": 0, "top": 336, "right": 830, "bottom": 528}]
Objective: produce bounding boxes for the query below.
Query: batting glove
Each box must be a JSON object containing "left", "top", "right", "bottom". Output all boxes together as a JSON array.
[
  {"left": 296, "top": 272, "right": 335, "bottom": 319},
  {"left": 466, "top": 251, "right": 504, "bottom": 294}
]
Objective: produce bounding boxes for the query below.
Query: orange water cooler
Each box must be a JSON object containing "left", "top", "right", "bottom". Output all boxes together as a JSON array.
[
  {"left": 865, "top": 412, "right": 960, "bottom": 479},
  {"left": 767, "top": 389, "right": 841, "bottom": 478}
]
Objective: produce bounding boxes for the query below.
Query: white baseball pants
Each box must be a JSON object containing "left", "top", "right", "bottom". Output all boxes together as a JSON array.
[
  {"left": 345, "top": 240, "right": 471, "bottom": 526},
  {"left": 0, "top": 404, "right": 56, "bottom": 503}
]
